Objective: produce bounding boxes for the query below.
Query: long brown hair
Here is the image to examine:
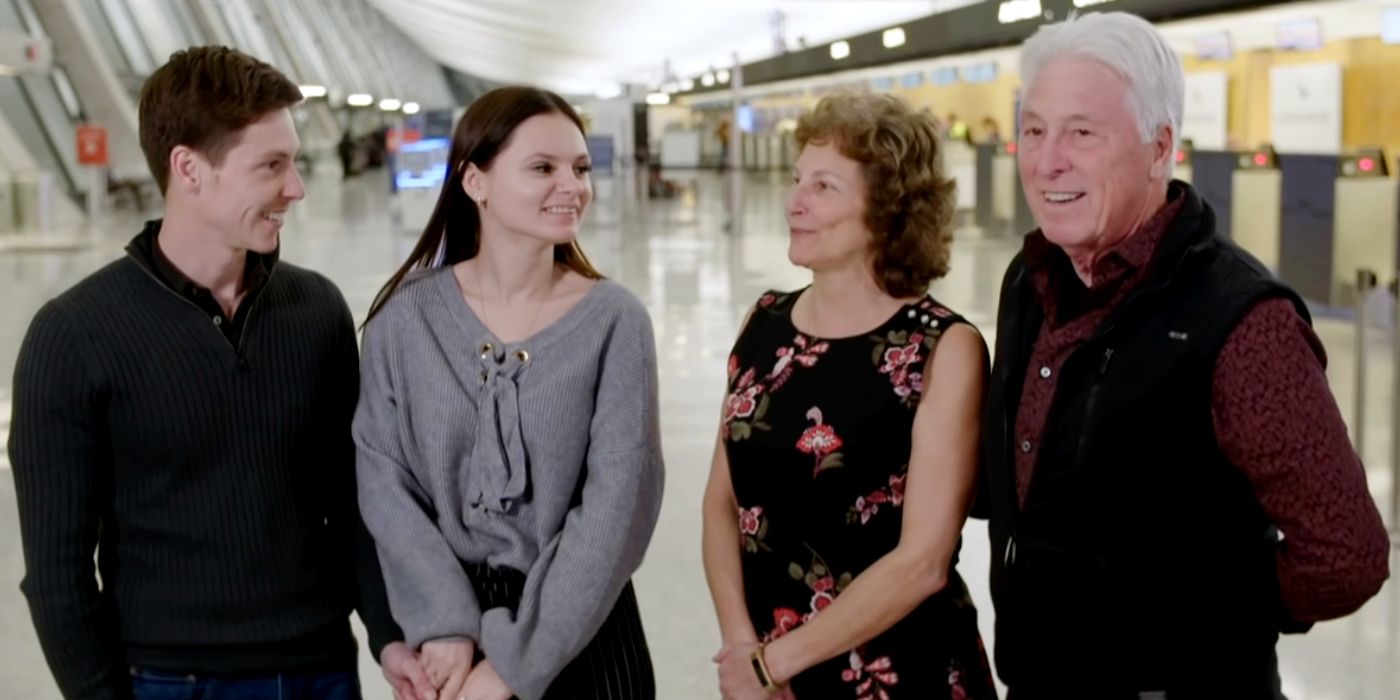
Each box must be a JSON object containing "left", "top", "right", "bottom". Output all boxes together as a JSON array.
[{"left": 364, "top": 86, "right": 602, "bottom": 326}]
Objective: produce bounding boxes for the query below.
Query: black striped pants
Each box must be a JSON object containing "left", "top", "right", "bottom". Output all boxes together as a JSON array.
[{"left": 466, "top": 563, "right": 656, "bottom": 699}]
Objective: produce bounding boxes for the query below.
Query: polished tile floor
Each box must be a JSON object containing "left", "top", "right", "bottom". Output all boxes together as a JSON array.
[{"left": 1, "top": 170, "right": 1396, "bottom": 699}]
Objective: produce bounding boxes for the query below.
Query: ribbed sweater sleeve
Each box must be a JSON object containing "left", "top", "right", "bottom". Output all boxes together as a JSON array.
[
  {"left": 479, "top": 302, "right": 665, "bottom": 700},
  {"left": 354, "top": 309, "right": 484, "bottom": 647},
  {"left": 9, "top": 301, "right": 129, "bottom": 700}
]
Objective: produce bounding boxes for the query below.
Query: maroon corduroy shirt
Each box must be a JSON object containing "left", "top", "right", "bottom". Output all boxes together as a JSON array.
[{"left": 1014, "top": 186, "right": 1390, "bottom": 623}]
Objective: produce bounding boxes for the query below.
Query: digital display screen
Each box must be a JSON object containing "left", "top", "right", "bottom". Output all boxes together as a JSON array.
[
  {"left": 960, "top": 62, "right": 998, "bottom": 84},
  {"left": 1194, "top": 31, "right": 1232, "bottom": 60},
  {"left": 1383, "top": 8, "right": 1400, "bottom": 45},
  {"left": 930, "top": 67, "right": 959, "bottom": 86},
  {"left": 1276, "top": 18, "right": 1323, "bottom": 51},
  {"left": 394, "top": 137, "right": 450, "bottom": 190},
  {"left": 736, "top": 104, "right": 755, "bottom": 133}
]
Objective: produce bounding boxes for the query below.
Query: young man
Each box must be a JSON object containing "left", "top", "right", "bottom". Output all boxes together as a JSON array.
[{"left": 9, "top": 47, "right": 434, "bottom": 700}]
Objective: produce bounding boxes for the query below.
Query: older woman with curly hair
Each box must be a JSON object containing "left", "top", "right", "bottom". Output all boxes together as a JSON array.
[{"left": 702, "top": 92, "right": 998, "bottom": 700}]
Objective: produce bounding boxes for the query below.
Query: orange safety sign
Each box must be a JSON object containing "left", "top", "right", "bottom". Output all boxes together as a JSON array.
[{"left": 77, "top": 125, "right": 108, "bottom": 166}]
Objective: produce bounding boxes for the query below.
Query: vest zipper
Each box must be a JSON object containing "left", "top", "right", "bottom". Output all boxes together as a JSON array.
[{"left": 1075, "top": 347, "right": 1116, "bottom": 462}]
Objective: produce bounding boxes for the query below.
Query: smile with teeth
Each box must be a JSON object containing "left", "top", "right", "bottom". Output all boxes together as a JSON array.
[
  {"left": 1043, "top": 192, "right": 1084, "bottom": 204},
  {"left": 262, "top": 212, "right": 285, "bottom": 223},
  {"left": 544, "top": 205, "right": 579, "bottom": 215}
]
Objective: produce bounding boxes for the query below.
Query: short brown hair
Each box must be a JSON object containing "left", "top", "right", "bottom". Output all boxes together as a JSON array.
[
  {"left": 139, "top": 46, "right": 302, "bottom": 193},
  {"left": 795, "top": 93, "right": 956, "bottom": 297}
]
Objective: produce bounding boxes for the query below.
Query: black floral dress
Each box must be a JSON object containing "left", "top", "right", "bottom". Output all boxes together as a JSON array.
[{"left": 724, "top": 288, "right": 997, "bottom": 700}]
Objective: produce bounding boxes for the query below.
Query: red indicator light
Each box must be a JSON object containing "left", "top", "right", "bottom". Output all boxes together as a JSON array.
[
  {"left": 1006, "top": 142, "right": 1018, "bottom": 155},
  {"left": 1254, "top": 153, "right": 1268, "bottom": 167},
  {"left": 1359, "top": 157, "right": 1375, "bottom": 172}
]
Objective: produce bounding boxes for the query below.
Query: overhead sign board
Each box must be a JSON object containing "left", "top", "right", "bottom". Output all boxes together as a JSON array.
[{"left": 0, "top": 31, "right": 52, "bottom": 75}]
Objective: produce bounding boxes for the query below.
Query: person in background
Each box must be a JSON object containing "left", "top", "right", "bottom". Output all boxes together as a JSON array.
[
  {"left": 355, "top": 86, "right": 664, "bottom": 700},
  {"left": 703, "top": 92, "right": 997, "bottom": 700},
  {"left": 982, "top": 12, "right": 1390, "bottom": 697},
  {"left": 980, "top": 117, "right": 1003, "bottom": 145},
  {"left": 9, "top": 46, "right": 428, "bottom": 700}
]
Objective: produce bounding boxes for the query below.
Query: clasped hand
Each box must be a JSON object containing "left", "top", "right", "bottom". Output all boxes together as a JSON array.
[
  {"left": 714, "top": 640, "right": 796, "bottom": 700},
  {"left": 417, "top": 638, "right": 515, "bottom": 700}
]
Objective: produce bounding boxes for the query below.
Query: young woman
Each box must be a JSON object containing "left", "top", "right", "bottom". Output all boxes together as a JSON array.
[
  {"left": 703, "top": 93, "right": 997, "bottom": 700},
  {"left": 355, "top": 86, "right": 663, "bottom": 700}
]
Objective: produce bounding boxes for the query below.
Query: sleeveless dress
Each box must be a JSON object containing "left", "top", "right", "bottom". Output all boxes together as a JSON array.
[{"left": 723, "top": 288, "right": 998, "bottom": 700}]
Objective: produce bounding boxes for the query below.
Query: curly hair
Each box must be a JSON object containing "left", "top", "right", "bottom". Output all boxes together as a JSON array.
[{"left": 795, "top": 93, "right": 956, "bottom": 297}]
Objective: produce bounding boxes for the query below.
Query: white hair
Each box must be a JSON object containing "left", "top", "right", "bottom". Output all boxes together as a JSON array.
[{"left": 1020, "top": 12, "right": 1184, "bottom": 152}]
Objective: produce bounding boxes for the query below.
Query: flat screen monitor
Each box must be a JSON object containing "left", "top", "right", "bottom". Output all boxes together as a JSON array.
[
  {"left": 736, "top": 104, "right": 754, "bottom": 133},
  {"left": 1383, "top": 7, "right": 1400, "bottom": 45},
  {"left": 1276, "top": 17, "right": 1323, "bottom": 51},
  {"left": 1194, "top": 31, "right": 1232, "bottom": 60}
]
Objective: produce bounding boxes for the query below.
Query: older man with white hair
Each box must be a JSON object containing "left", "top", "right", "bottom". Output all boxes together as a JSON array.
[{"left": 980, "top": 12, "right": 1391, "bottom": 698}]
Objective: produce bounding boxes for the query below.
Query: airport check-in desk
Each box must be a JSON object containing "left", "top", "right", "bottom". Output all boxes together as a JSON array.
[
  {"left": 973, "top": 143, "right": 1021, "bottom": 236},
  {"left": 1188, "top": 148, "right": 1399, "bottom": 307}
]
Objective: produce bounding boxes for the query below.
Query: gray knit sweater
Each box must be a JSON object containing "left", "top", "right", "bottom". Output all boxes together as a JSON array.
[{"left": 353, "top": 268, "right": 664, "bottom": 699}]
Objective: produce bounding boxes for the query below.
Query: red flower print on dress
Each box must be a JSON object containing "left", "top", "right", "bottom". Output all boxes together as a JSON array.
[
  {"left": 738, "top": 506, "right": 763, "bottom": 535},
  {"left": 769, "top": 335, "right": 830, "bottom": 391},
  {"left": 842, "top": 648, "right": 899, "bottom": 700},
  {"left": 949, "top": 664, "right": 968, "bottom": 700},
  {"left": 796, "top": 407, "right": 845, "bottom": 476},
  {"left": 872, "top": 329, "right": 933, "bottom": 406},
  {"left": 737, "top": 505, "right": 771, "bottom": 553},
  {"left": 723, "top": 366, "right": 772, "bottom": 441},
  {"left": 881, "top": 335, "right": 923, "bottom": 374},
  {"left": 758, "top": 293, "right": 780, "bottom": 308},
  {"left": 848, "top": 471, "right": 908, "bottom": 525},
  {"left": 727, "top": 353, "right": 739, "bottom": 381},
  {"left": 768, "top": 608, "right": 802, "bottom": 640},
  {"left": 786, "top": 545, "right": 853, "bottom": 629}
]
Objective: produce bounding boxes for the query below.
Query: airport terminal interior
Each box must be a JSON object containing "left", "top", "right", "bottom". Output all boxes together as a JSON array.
[{"left": 2, "top": 0, "right": 1400, "bottom": 698}]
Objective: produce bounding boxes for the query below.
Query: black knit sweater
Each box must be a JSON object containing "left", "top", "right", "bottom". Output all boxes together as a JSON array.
[{"left": 9, "top": 224, "right": 401, "bottom": 699}]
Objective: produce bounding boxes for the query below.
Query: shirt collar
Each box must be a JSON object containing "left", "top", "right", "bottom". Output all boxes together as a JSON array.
[{"left": 133, "top": 219, "right": 274, "bottom": 298}]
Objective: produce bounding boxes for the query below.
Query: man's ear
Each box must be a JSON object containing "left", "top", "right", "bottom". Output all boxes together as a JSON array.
[
  {"left": 169, "top": 145, "right": 205, "bottom": 195},
  {"left": 1149, "top": 124, "right": 1176, "bottom": 181}
]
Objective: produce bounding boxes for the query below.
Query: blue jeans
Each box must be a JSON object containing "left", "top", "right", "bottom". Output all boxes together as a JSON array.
[{"left": 129, "top": 666, "right": 361, "bottom": 700}]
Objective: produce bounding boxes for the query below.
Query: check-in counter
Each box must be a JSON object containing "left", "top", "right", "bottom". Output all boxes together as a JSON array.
[
  {"left": 1331, "top": 152, "right": 1398, "bottom": 305},
  {"left": 1230, "top": 150, "right": 1282, "bottom": 272},
  {"left": 945, "top": 140, "right": 977, "bottom": 212}
]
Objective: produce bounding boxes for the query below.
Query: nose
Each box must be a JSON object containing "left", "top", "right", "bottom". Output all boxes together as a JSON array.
[
  {"left": 786, "top": 185, "right": 806, "bottom": 218},
  {"left": 283, "top": 164, "right": 306, "bottom": 201},
  {"left": 1031, "top": 132, "right": 1071, "bottom": 181},
  {"left": 555, "top": 166, "right": 586, "bottom": 196}
]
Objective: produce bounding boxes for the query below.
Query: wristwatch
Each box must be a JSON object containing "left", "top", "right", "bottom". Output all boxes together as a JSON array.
[{"left": 749, "top": 643, "right": 781, "bottom": 692}]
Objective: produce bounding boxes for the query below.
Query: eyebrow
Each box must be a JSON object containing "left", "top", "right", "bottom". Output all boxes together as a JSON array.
[
  {"left": 1020, "top": 109, "right": 1102, "bottom": 124},
  {"left": 795, "top": 168, "right": 847, "bottom": 181},
  {"left": 525, "top": 152, "right": 590, "bottom": 161}
]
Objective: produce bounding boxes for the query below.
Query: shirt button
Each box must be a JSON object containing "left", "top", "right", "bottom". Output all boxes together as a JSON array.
[
  {"left": 1021, "top": 440, "right": 1032, "bottom": 453},
  {"left": 1039, "top": 365, "right": 1052, "bottom": 379},
  {"left": 212, "top": 317, "right": 223, "bottom": 326}
]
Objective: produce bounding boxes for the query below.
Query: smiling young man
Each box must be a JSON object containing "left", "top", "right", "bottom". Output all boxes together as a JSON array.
[
  {"left": 980, "top": 12, "right": 1390, "bottom": 699},
  {"left": 9, "top": 47, "right": 432, "bottom": 700}
]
